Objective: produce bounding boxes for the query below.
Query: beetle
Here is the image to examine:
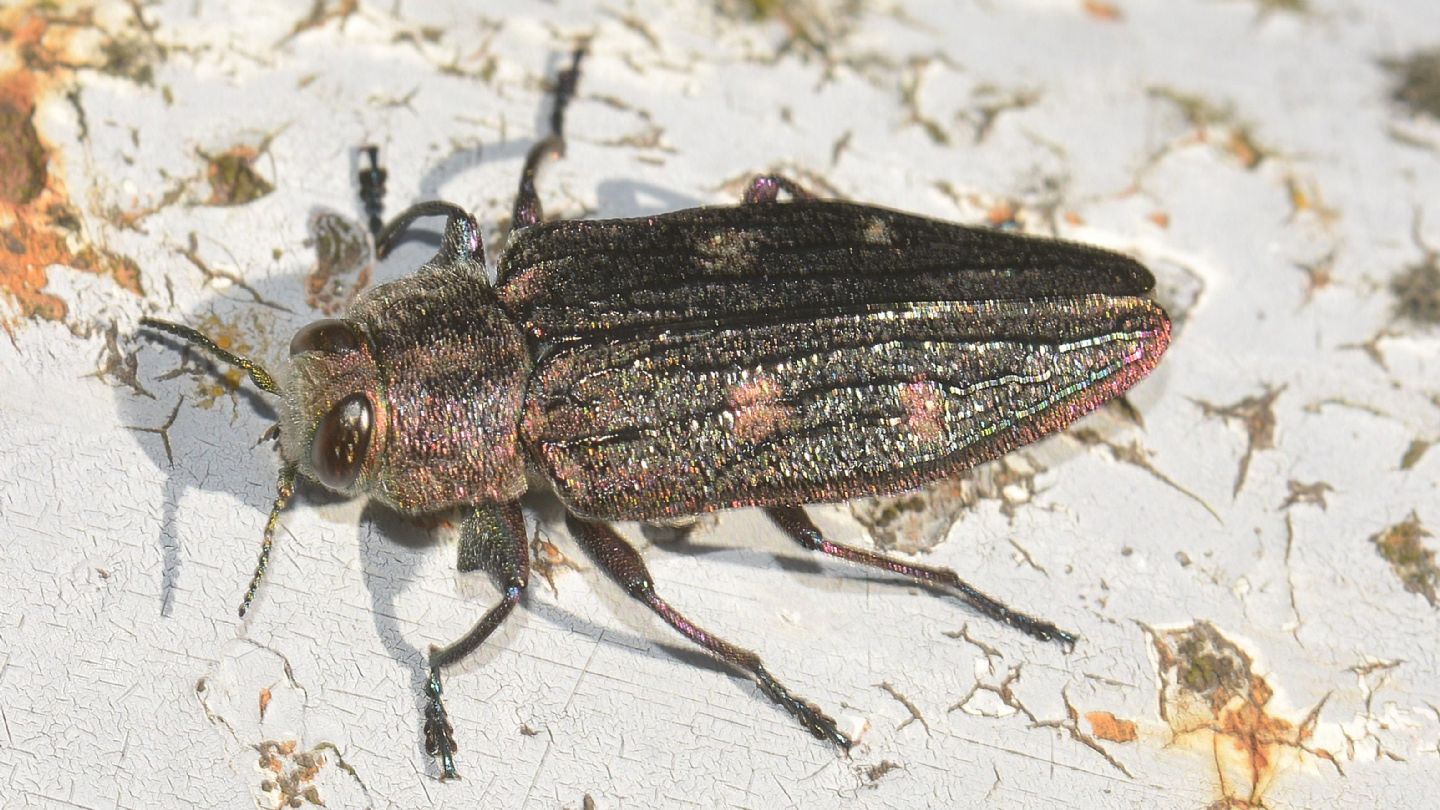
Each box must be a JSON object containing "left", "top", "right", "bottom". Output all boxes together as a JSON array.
[{"left": 142, "top": 47, "right": 1171, "bottom": 779}]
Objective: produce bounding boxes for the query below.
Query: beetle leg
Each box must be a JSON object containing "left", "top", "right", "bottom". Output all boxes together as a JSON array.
[
  {"left": 742, "top": 174, "right": 817, "bottom": 204},
  {"left": 566, "top": 514, "right": 853, "bottom": 751},
  {"left": 511, "top": 44, "right": 588, "bottom": 231},
  {"left": 764, "top": 506, "right": 1077, "bottom": 650},
  {"left": 424, "top": 500, "right": 530, "bottom": 780},
  {"left": 356, "top": 145, "right": 388, "bottom": 237},
  {"left": 373, "top": 201, "right": 484, "bottom": 265}
]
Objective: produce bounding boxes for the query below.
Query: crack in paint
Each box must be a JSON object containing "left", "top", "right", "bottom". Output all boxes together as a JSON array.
[{"left": 1193, "top": 385, "right": 1284, "bottom": 498}]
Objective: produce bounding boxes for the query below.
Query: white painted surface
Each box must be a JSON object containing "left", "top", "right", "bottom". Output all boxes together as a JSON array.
[{"left": 2, "top": 1, "right": 1438, "bottom": 808}]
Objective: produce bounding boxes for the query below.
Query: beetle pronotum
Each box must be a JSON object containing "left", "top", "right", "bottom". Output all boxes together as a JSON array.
[{"left": 143, "top": 47, "right": 1170, "bottom": 778}]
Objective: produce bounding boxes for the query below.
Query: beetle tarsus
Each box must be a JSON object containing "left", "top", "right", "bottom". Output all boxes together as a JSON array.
[
  {"left": 424, "top": 667, "right": 459, "bottom": 780},
  {"left": 764, "top": 506, "right": 1077, "bottom": 650},
  {"left": 419, "top": 502, "right": 531, "bottom": 777},
  {"left": 357, "top": 145, "right": 388, "bottom": 238},
  {"left": 742, "top": 174, "right": 817, "bottom": 204},
  {"left": 567, "top": 514, "right": 853, "bottom": 750}
]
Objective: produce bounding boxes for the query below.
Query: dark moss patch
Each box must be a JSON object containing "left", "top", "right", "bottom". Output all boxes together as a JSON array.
[
  {"left": 1391, "top": 254, "right": 1440, "bottom": 325},
  {"left": 202, "top": 145, "right": 274, "bottom": 206},
  {"left": 0, "top": 101, "right": 46, "bottom": 205},
  {"left": 1386, "top": 48, "right": 1440, "bottom": 119}
]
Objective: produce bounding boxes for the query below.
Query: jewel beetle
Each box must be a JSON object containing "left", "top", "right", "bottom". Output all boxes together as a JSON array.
[{"left": 142, "top": 46, "right": 1171, "bottom": 779}]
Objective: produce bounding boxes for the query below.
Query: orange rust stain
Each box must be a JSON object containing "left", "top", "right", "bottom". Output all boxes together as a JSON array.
[
  {"left": 985, "top": 201, "right": 1017, "bottom": 227},
  {"left": 255, "top": 738, "right": 330, "bottom": 808},
  {"left": 728, "top": 374, "right": 796, "bottom": 444},
  {"left": 1083, "top": 1, "right": 1125, "bottom": 21},
  {"left": 1152, "top": 622, "right": 1333, "bottom": 808},
  {"left": 1085, "top": 710, "right": 1137, "bottom": 743},
  {"left": 258, "top": 687, "right": 273, "bottom": 720},
  {"left": 0, "top": 5, "right": 143, "bottom": 327},
  {"left": 1148, "top": 211, "right": 1171, "bottom": 228}
]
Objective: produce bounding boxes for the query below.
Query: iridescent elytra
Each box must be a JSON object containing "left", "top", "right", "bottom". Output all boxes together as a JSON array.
[{"left": 142, "top": 47, "right": 1170, "bottom": 779}]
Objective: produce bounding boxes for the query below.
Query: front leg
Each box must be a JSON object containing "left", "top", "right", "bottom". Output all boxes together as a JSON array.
[{"left": 424, "top": 500, "right": 530, "bottom": 780}]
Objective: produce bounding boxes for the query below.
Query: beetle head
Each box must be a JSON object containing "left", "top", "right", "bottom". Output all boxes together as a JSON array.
[{"left": 279, "top": 317, "right": 386, "bottom": 498}]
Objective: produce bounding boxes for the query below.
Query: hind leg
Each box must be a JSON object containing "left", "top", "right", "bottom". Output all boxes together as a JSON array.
[
  {"left": 567, "top": 514, "right": 853, "bottom": 750},
  {"left": 765, "top": 505, "right": 1076, "bottom": 648}
]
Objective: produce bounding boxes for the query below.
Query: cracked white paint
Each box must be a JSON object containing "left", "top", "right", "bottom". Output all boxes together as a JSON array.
[{"left": 3, "top": 0, "right": 1440, "bottom": 808}]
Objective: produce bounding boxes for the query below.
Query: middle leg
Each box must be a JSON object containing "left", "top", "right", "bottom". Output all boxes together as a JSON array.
[{"left": 511, "top": 44, "right": 588, "bottom": 232}]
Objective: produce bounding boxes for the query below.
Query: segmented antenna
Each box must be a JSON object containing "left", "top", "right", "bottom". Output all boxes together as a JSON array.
[
  {"left": 240, "top": 464, "right": 297, "bottom": 618},
  {"left": 140, "top": 317, "right": 281, "bottom": 395}
]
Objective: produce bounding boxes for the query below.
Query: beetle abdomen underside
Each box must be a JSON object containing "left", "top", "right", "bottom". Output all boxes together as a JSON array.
[{"left": 521, "top": 296, "right": 1170, "bottom": 521}]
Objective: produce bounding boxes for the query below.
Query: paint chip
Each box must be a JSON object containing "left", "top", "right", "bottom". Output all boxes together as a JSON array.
[{"left": 1085, "top": 711, "right": 1137, "bottom": 743}]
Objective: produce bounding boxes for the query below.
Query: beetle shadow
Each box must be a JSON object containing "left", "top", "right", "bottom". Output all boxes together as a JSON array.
[
  {"left": 592, "top": 178, "right": 706, "bottom": 219},
  {"left": 120, "top": 277, "right": 302, "bottom": 621}
]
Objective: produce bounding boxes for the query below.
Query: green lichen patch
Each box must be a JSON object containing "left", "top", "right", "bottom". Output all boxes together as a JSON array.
[
  {"left": 202, "top": 145, "right": 275, "bottom": 206},
  {"left": 1370, "top": 512, "right": 1438, "bottom": 607}
]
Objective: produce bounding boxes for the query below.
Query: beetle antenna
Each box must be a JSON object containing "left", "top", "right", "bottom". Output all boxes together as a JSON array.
[
  {"left": 240, "top": 464, "right": 298, "bottom": 618},
  {"left": 140, "top": 317, "right": 281, "bottom": 395}
]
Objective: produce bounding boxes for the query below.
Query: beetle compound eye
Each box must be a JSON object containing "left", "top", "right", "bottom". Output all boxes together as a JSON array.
[
  {"left": 311, "top": 393, "right": 373, "bottom": 489},
  {"left": 289, "top": 319, "right": 360, "bottom": 356}
]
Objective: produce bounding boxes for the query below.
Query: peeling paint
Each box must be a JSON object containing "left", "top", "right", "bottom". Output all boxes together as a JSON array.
[
  {"left": 0, "top": 4, "right": 143, "bottom": 326},
  {"left": 1147, "top": 87, "right": 1272, "bottom": 170},
  {"left": 1194, "top": 385, "right": 1284, "bottom": 497},
  {"left": 282, "top": 0, "right": 360, "bottom": 45},
  {"left": 1369, "top": 512, "right": 1438, "bottom": 607},
  {"left": 1278, "top": 479, "right": 1332, "bottom": 511},
  {"left": 1399, "top": 439, "right": 1432, "bottom": 470},
  {"left": 1150, "top": 622, "right": 1333, "bottom": 807},
  {"left": 531, "top": 526, "right": 586, "bottom": 593},
  {"left": 255, "top": 739, "right": 329, "bottom": 809},
  {"left": 1390, "top": 249, "right": 1440, "bottom": 326},
  {"left": 850, "top": 454, "right": 1042, "bottom": 554},
  {"left": 304, "top": 210, "right": 371, "bottom": 315}
]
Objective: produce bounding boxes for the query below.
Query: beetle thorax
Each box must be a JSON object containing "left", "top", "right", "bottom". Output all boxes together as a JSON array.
[{"left": 346, "top": 267, "right": 532, "bottom": 512}]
